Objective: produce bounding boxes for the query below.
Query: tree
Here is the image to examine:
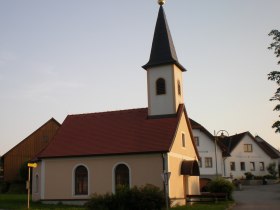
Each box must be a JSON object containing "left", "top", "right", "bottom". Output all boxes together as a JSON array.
[
  {"left": 266, "top": 162, "right": 278, "bottom": 179},
  {"left": 268, "top": 29, "right": 280, "bottom": 133}
]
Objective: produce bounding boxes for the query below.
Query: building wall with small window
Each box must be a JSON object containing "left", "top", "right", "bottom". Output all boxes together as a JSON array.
[
  {"left": 32, "top": 154, "right": 163, "bottom": 202},
  {"left": 147, "top": 65, "right": 183, "bottom": 116},
  {"left": 224, "top": 134, "right": 278, "bottom": 179},
  {"left": 191, "top": 129, "right": 224, "bottom": 178},
  {"left": 168, "top": 113, "right": 200, "bottom": 206}
]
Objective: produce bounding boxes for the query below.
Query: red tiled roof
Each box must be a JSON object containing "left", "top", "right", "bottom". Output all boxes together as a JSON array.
[{"left": 38, "top": 107, "right": 185, "bottom": 158}]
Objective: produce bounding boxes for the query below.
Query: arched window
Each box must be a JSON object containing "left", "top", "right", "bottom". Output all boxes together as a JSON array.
[
  {"left": 75, "top": 165, "right": 88, "bottom": 195},
  {"left": 115, "top": 164, "right": 130, "bottom": 189},
  {"left": 156, "top": 78, "right": 166, "bottom": 95},
  {"left": 177, "top": 80, "right": 181, "bottom": 95}
]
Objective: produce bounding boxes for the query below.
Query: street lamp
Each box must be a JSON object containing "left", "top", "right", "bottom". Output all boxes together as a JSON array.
[{"left": 214, "top": 130, "right": 229, "bottom": 178}]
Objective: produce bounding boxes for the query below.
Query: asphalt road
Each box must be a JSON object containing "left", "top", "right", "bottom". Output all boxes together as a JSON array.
[{"left": 232, "top": 183, "right": 280, "bottom": 210}]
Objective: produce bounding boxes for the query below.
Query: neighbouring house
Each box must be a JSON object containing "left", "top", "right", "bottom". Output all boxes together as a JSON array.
[
  {"left": 1, "top": 118, "right": 60, "bottom": 182},
  {"left": 190, "top": 119, "right": 230, "bottom": 178},
  {"left": 31, "top": 3, "right": 200, "bottom": 206},
  {"left": 189, "top": 119, "right": 230, "bottom": 190},
  {"left": 220, "top": 132, "right": 280, "bottom": 179},
  {"left": 254, "top": 135, "right": 280, "bottom": 176}
]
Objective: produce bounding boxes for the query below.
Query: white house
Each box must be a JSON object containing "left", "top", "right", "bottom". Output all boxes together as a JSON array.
[
  {"left": 221, "top": 132, "right": 280, "bottom": 179},
  {"left": 190, "top": 119, "right": 230, "bottom": 182}
]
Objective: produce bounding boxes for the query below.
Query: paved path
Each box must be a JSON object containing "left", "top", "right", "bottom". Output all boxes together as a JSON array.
[{"left": 232, "top": 183, "right": 280, "bottom": 210}]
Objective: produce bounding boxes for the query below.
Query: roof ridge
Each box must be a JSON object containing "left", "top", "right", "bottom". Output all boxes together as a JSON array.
[{"left": 68, "top": 107, "right": 148, "bottom": 117}]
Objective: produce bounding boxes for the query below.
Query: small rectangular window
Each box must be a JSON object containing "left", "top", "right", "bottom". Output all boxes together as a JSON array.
[
  {"left": 240, "top": 162, "right": 246, "bottom": 171},
  {"left": 260, "top": 162, "right": 265, "bottom": 171},
  {"left": 205, "top": 157, "right": 213, "bottom": 168},
  {"left": 198, "top": 158, "right": 202, "bottom": 168},
  {"left": 230, "top": 162, "right": 236, "bottom": 171},
  {"left": 250, "top": 162, "right": 255, "bottom": 171},
  {"left": 194, "top": 137, "right": 199, "bottom": 146},
  {"left": 182, "top": 133, "right": 186, "bottom": 148},
  {"left": 244, "top": 144, "right": 253, "bottom": 152}
]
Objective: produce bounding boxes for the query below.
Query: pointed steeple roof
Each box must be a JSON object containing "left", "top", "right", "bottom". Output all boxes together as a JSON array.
[{"left": 142, "top": 5, "right": 186, "bottom": 71}]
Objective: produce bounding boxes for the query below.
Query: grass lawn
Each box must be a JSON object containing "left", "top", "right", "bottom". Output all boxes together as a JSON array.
[
  {"left": 0, "top": 194, "right": 233, "bottom": 210},
  {"left": 0, "top": 194, "right": 86, "bottom": 210}
]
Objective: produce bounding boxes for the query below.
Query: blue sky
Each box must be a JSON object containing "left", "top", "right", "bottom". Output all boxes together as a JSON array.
[{"left": 0, "top": 0, "right": 279, "bottom": 155}]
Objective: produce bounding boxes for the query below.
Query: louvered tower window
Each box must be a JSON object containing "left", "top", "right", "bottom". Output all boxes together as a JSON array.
[
  {"left": 177, "top": 80, "right": 181, "bottom": 95},
  {"left": 156, "top": 78, "right": 166, "bottom": 95}
]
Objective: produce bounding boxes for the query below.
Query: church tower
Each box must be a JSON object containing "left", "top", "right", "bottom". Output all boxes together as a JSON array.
[{"left": 143, "top": 1, "right": 186, "bottom": 117}]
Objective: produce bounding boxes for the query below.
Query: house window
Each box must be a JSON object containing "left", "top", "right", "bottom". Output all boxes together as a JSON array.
[
  {"left": 75, "top": 165, "right": 88, "bottom": 195},
  {"left": 194, "top": 137, "right": 199, "bottom": 146},
  {"left": 230, "top": 162, "right": 235, "bottom": 171},
  {"left": 198, "top": 158, "right": 202, "bottom": 168},
  {"left": 156, "top": 78, "right": 166, "bottom": 95},
  {"left": 240, "top": 162, "right": 246, "bottom": 171},
  {"left": 35, "top": 174, "right": 39, "bottom": 193},
  {"left": 244, "top": 144, "right": 253, "bottom": 152},
  {"left": 177, "top": 80, "right": 181, "bottom": 95},
  {"left": 205, "top": 157, "right": 213, "bottom": 168},
  {"left": 115, "top": 164, "right": 130, "bottom": 189},
  {"left": 250, "top": 162, "right": 255, "bottom": 171},
  {"left": 260, "top": 162, "right": 265, "bottom": 171},
  {"left": 182, "top": 133, "right": 186, "bottom": 148}
]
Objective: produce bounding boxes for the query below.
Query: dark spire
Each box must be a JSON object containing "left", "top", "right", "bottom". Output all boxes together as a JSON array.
[{"left": 142, "top": 5, "right": 186, "bottom": 71}]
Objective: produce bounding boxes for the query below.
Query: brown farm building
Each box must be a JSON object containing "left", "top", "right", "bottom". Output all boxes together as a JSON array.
[{"left": 1, "top": 118, "right": 60, "bottom": 182}]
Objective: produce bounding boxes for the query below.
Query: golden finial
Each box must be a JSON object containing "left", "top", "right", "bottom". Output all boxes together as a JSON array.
[{"left": 158, "top": 0, "right": 165, "bottom": 6}]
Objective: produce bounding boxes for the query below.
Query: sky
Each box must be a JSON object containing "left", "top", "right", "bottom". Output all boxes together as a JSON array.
[{"left": 0, "top": 0, "right": 279, "bottom": 156}]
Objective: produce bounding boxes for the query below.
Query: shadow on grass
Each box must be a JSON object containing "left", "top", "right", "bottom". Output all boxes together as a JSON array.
[{"left": 0, "top": 194, "right": 86, "bottom": 210}]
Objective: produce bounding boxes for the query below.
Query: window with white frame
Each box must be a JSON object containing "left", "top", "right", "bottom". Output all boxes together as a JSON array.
[
  {"left": 260, "top": 162, "right": 265, "bottom": 171},
  {"left": 250, "top": 162, "right": 255, "bottom": 171},
  {"left": 35, "top": 174, "right": 39, "bottom": 193},
  {"left": 230, "top": 162, "right": 236, "bottom": 171},
  {"left": 115, "top": 164, "right": 130, "bottom": 190},
  {"left": 205, "top": 157, "right": 213, "bottom": 168},
  {"left": 194, "top": 136, "right": 199, "bottom": 146},
  {"left": 74, "top": 165, "right": 88, "bottom": 195},
  {"left": 240, "top": 162, "right": 246, "bottom": 171},
  {"left": 244, "top": 144, "right": 253, "bottom": 152},
  {"left": 198, "top": 158, "right": 202, "bottom": 168}
]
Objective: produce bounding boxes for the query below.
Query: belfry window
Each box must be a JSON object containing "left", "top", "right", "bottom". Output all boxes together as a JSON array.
[
  {"left": 156, "top": 78, "right": 166, "bottom": 95},
  {"left": 177, "top": 80, "right": 181, "bottom": 95},
  {"left": 75, "top": 165, "right": 88, "bottom": 195}
]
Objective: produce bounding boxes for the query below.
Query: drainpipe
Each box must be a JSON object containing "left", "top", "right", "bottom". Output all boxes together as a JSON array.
[{"left": 162, "top": 153, "right": 169, "bottom": 210}]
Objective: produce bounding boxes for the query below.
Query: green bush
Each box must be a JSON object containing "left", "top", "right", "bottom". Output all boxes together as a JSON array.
[
  {"left": 244, "top": 172, "right": 254, "bottom": 180},
  {"left": 267, "top": 163, "right": 278, "bottom": 179},
  {"left": 207, "top": 178, "right": 234, "bottom": 200},
  {"left": 86, "top": 184, "right": 164, "bottom": 210}
]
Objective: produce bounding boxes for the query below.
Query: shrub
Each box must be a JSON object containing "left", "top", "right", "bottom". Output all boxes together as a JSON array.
[
  {"left": 267, "top": 163, "right": 278, "bottom": 179},
  {"left": 207, "top": 178, "right": 234, "bottom": 200},
  {"left": 86, "top": 184, "right": 164, "bottom": 210},
  {"left": 244, "top": 172, "right": 254, "bottom": 180}
]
